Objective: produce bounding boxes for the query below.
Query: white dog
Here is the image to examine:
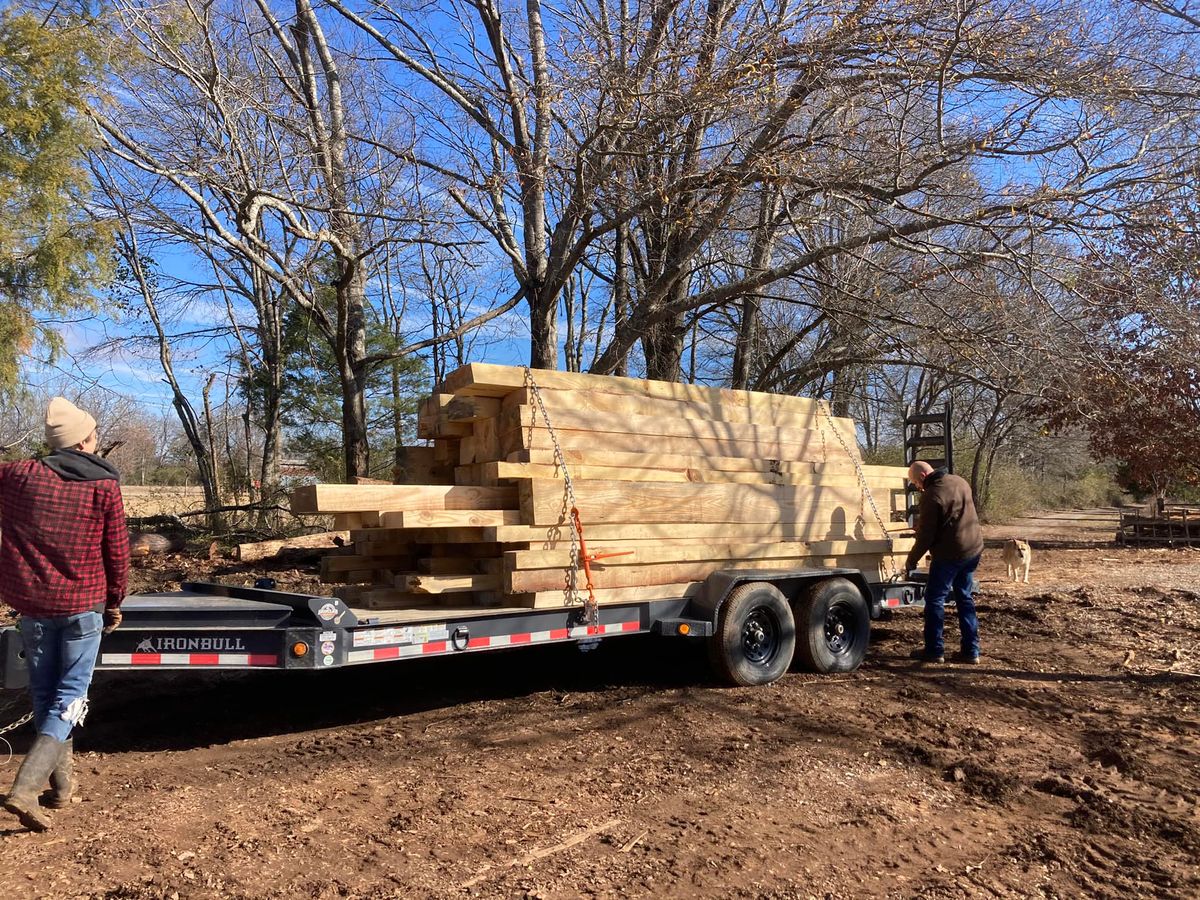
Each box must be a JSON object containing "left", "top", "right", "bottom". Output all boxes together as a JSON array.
[{"left": 1002, "top": 539, "right": 1032, "bottom": 583}]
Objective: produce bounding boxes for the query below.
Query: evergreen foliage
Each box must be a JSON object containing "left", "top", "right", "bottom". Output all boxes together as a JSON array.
[{"left": 0, "top": 10, "right": 109, "bottom": 387}]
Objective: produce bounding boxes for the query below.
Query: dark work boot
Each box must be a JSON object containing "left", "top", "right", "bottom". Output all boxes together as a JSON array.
[
  {"left": 909, "top": 647, "right": 945, "bottom": 664},
  {"left": 40, "top": 737, "right": 74, "bottom": 809},
  {"left": 3, "top": 734, "right": 63, "bottom": 831}
]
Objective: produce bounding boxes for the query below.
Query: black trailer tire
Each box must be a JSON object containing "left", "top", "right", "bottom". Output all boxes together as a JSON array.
[
  {"left": 708, "top": 582, "right": 796, "bottom": 686},
  {"left": 794, "top": 577, "right": 870, "bottom": 674}
]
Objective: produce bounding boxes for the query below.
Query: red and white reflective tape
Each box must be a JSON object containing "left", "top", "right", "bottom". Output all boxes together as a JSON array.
[
  {"left": 346, "top": 620, "right": 640, "bottom": 664},
  {"left": 100, "top": 653, "right": 279, "bottom": 667}
]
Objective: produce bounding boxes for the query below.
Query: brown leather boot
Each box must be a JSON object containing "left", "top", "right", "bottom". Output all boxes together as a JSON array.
[
  {"left": 3, "top": 734, "right": 62, "bottom": 831},
  {"left": 40, "top": 737, "right": 74, "bottom": 809}
]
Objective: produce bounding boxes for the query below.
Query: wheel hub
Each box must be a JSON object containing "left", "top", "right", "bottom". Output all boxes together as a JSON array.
[
  {"left": 824, "top": 603, "right": 855, "bottom": 655},
  {"left": 742, "top": 610, "right": 778, "bottom": 665}
]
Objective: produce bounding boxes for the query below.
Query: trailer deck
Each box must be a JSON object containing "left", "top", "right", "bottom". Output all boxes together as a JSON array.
[{"left": 1, "top": 572, "right": 926, "bottom": 692}]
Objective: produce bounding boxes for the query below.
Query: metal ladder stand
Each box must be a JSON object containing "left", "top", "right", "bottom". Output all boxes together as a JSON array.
[{"left": 903, "top": 402, "right": 954, "bottom": 528}]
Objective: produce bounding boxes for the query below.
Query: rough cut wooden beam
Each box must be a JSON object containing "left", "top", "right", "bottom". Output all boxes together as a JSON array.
[
  {"left": 358, "top": 540, "right": 418, "bottom": 557},
  {"left": 291, "top": 484, "right": 516, "bottom": 514},
  {"left": 321, "top": 572, "right": 374, "bottom": 585},
  {"left": 349, "top": 527, "right": 412, "bottom": 542},
  {"left": 476, "top": 519, "right": 912, "bottom": 544},
  {"left": 501, "top": 427, "right": 841, "bottom": 464},
  {"left": 509, "top": 448, "right": 905, "bottom": 479},
  {"left": 321, "top": 553, "right": 415, "bottom": 573},
  {"left": 501, "top": 405, "right": 858, "bottom": 456},
  {"left": 417, "top": 557, "right": 500, "bottom": 575},
  {"left": 416, "top": 394, "right": 455, "bottom": 438},
  {"left": 467, "top": 461, "right": 906, "bottom": 490},
  {"left": 437, "top": 363, "right": 832, "bottom": 417},
  {"left": 417, "top": 393, "right": 501, "bottom": 436},
  {"left": 433, "top": 439, "right": 460, "bottom": 466},
  {"left": 393, "top": 446, "right": 452, "bottom": 485},
  {"left": 446, "top": 395, "right": 502, "bottom": 422},
  {"left": 384, "top": 509, "right": 525, "bottom": 529},
  {"left": 353, "top": 590, "right": 479, "bottom": 609},
  {"left": 506, "top": 554, "right": 902, "bottom": 593},
  {"left": 519, "top": 582, "right": 705, "bottom": 608},
  {"left": 467, "top": 416, "right": 502, "bottom": 464},
  {"left": 353, "top": 527, "right": 495, "bottom": 547},
  {"left": 236, "top": 531, "right": 351, "bottom": 562},
  {"left": 519, "top": 479, "right": 900, "bottom": 526},
  {"left": 499, "top": 386, "right": 832, "bottom": 430},
  {"left": 401, "top": 573, "right": 501, "bottom": 594},
  {"left": 505, "top": 538, "right": 915, "bottom": 571}
]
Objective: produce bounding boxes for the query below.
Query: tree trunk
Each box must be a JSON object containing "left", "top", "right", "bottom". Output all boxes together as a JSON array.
[
  {"left": 258, "top": 405, "right": 282, "bottom": 529},
  {"left": 829, "top": 367, "right": 854, "bottom": 418},
  {"left": 641, "top": 277, "right": 688, "bottom": 380},
  {"left": 564, "top": 275, "right": 580, "bottom": 372},
  {"left": 642, "top": 314, "right": 685, "bottom": 381},
  {"left": 971, "top": 398, "right": 1004, "bottom": 515},
  {"left": 201, "top": 374, "right": 224, "bottom": 533},
  {"left": 338, "top": 349, "right": 369, "bottom": 480},
  {"left": 731, "top": 187, "right": 781, "bottom": 389},
  {"left": 295, "top": 0, "right": 371, "bottom": 479},
  {"left": 731, "top": 293, "right": 760, "bottom": 390},
  {"left": 249, "top": 241, "right": 285, "bottom": 530},
  {"left": 528, "top": 282, "right": 558, "bottom": 368},
  {"left": 338, "top": 265, "right": 370, "bottom": 479},
  {"left": 613, "top": 224, "right": 630, "bottom": 377}
]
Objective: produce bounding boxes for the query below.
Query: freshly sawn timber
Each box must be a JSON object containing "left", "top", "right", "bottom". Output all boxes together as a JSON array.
[{"left": 290, "top": 363, "right": 913, "bottom": 611}]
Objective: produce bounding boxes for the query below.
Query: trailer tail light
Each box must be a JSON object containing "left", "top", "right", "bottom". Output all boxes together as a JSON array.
[
  {"left": 677, "top": 623, "right": 690, "bottom": 636},
  {"left": 291, "top": 641, "right": 310, "bottom": 658}
]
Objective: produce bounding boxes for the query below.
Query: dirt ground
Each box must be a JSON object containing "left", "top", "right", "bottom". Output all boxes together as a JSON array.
[
  {"left": 1, "top": 534, "right": 1198, "bottom": 898},
  {"left": 981, "top": 508, "right": 1121, "bottom": 545}
]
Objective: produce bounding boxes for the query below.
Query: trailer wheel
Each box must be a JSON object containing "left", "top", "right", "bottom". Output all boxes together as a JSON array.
[
  {"left": 794, "top": 577, "right": 870, "bottom": 674},
  {"left": 708, "top": 582, "right": 796, "bottom": 686}
]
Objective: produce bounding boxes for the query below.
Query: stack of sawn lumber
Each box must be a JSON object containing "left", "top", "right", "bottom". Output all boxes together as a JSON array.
[{"left": 290, "top": 364, "right": 916, "bottom": 610}]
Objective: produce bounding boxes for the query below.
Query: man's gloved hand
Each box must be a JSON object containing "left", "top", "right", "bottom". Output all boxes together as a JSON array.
[{"left": 102, "top": 607, "right": 123, "bottom": 634}]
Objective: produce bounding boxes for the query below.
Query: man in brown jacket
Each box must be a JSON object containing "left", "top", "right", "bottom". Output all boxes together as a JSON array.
[{"left": 904, "top": 461, "right": 984, "bottom": 664}]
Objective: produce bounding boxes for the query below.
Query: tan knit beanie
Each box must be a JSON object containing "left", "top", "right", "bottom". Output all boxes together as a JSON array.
[{"left": 45, "top": 397, "right": 97, "bottom": 450}]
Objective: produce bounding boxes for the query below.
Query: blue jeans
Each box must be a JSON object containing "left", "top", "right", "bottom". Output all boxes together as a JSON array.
[
  {"left": 924, "top": 555, "right": 981, "bottom": 658},
  {"left": 18, "top": 610, "right": 103, "bottom": 742}
]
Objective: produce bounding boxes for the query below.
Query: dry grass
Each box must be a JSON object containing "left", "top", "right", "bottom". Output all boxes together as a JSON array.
[{"left": 120, "top": 485, "right": 208, "bottom": 517}]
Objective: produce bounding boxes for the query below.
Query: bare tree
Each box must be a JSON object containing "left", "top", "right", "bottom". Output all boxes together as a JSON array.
[
  {"left": 91, "top": 0, "right": 423, "bottom": 479},
  {"left": 95, "top": 173, "right": 228, "bottom": 530},
  {"left": 590, "top": 0, "right": 1199, "bottom": 379}
]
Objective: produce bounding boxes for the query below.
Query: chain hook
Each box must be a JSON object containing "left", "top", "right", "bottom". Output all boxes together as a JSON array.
[
  {"left": 523, "top": 367, "right": 599, "bottom": 629},
  {"left": 817, "top": 400, "right": 900, "bottom": 581}
]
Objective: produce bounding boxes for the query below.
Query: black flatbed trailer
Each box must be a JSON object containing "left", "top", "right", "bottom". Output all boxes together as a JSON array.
[{"left": 1, "top": 570, "right": 925, "bottom": 692}]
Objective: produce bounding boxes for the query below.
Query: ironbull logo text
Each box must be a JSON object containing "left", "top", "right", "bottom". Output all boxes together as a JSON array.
[{"left": 136, "top": 637, "right": 248, "bottom": 652}]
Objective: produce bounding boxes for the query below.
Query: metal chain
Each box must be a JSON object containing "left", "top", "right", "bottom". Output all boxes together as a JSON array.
[
  {"left": 818, "top": 401, "right": 900, "bottom": 581},
  {"left": 523, "top": 367, "right": 598, "bottom": 627},
  {"left": 0, "top": 709, "right": 33, "bottom": 737},
  {"left": 0, "top": 709, "right": 32, "bottom": 769}
]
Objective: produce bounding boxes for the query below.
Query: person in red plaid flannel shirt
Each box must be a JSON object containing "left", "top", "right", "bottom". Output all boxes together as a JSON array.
[{"left": 1, "top": 397, "right": 129, "bottom": 831}]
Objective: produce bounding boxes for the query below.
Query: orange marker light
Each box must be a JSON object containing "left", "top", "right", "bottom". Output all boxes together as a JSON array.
[
  {"left": 677, "top": 623, "right": 691, "bottom": 636},
  {"left": 291, "top": 642, "right": 309, "bottom": 658}
]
